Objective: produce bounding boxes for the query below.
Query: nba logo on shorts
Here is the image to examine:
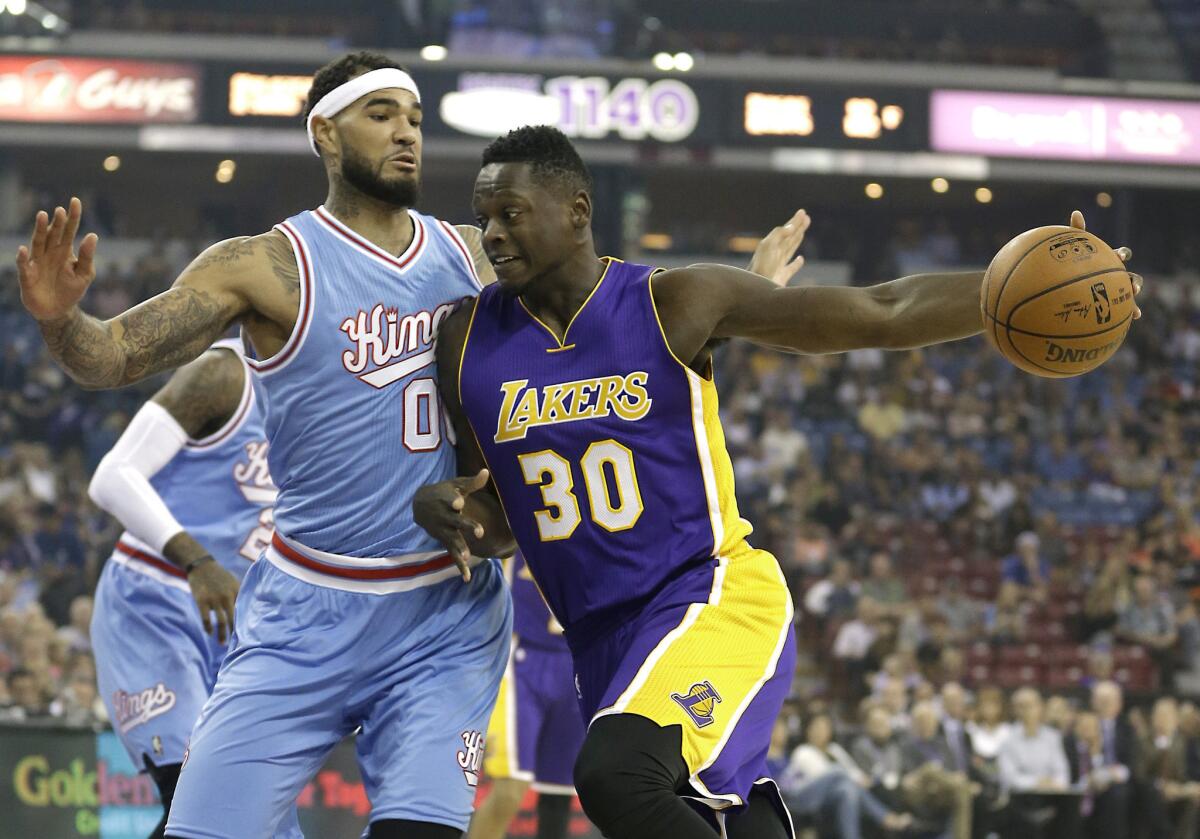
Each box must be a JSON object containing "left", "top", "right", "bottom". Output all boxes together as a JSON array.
[{"left": 671, "top": 681, "right": 722, "bottom": 728}]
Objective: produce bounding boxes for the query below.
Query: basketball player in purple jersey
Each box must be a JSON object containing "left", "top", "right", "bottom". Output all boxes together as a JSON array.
[
  {"left": 468, "top": 224, "right": 808, "bottom": 839},
  {"left": 416, "top": 126, "right": 1140, "bottom": 839},
  {"left": 15, "top": 52, "right": 514, "bottom": 839}
]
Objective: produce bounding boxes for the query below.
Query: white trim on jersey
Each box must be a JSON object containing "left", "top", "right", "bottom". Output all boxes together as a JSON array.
[
  {"left": 264, "top": 539, "right": 486, "bottom": 595},
  {"left": 187, "top": 348, "right": 255, "bottom": 449},
  {"left": 313, "top": 205, "right": 429, "bottom": 277},
  {"left": 109, "top": 546, "right": 193, "bottom": 594},
  {"left": 246, "top": 222, "right": 315, "bottom": 376},
  {"left": 436, "top": 220, "right": 483, "bottom": 291}
]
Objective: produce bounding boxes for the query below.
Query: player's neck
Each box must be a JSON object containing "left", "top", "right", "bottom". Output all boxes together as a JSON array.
[
  {"left": 520, "top": 250, "right": 606, "bottom": 340},
  {"left": 323, "top": 186, "right": 415, "bottom": 256}
]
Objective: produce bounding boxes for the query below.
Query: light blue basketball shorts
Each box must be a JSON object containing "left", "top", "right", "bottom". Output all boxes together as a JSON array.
[
  {"left": 91, "top": 551, "right": 303, "bottom": 838},
  {"left": 165, "top": 553, "right": 512, "bottom": 838}
]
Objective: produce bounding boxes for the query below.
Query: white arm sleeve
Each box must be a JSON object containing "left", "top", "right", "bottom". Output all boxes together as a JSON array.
[{"left": 88, "top": 401, "right": 190, "bottom": 555}]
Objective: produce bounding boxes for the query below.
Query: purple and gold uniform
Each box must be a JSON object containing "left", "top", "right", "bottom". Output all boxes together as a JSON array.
[
  {"left": 459, "top": 257, "right": 797, "bottom": 812},
  {"left": 484, "top": 551, "right": 584, "bottom": 793}
]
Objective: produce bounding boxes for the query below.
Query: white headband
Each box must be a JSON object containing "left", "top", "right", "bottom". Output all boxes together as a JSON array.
[{"left": 306, "top": 68, "right": 422, "bottom": 156}]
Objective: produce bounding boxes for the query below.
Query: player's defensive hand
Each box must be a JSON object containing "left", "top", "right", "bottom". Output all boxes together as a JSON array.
[
  {"left": 1069, "top": 210, "right": 1142, "bottom": 319},
  {"left": 15, "top": 196, "right": 99, "bottom": 322},
  {"left": 412, "top": 469, "right": 491, "bottom": 582},
  {"left": 189, "top": 561, "right": 240, "bottom": 644},
  {"left": 748, "top": 209, "right": 810, "bottom": 287}
]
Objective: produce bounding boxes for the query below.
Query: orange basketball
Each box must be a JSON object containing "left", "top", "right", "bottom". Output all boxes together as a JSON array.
[{"left": 981, "top": 225, "right": 1135, "bottom": 378}]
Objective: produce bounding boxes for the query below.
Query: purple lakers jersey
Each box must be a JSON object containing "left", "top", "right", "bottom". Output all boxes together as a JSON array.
[
  {"left": 507, "top": 551, "right": 568, "bottom": 652},
  {"left": 459, "top": 258, "right": 752, "bottom": 645}
]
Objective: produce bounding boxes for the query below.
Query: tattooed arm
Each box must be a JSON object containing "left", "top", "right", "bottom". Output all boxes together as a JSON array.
[
  {"left": 455, "top": 224, "right": 497, "bottom": 287},
  {"left": 15, "top": 198, "right": 292, "bottom": 389}
]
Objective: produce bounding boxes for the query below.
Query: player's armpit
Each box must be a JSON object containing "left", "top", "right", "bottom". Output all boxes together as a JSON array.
[
  {"left": 455, "top": 224, "right": 498, "bottom": 287},
  {"left": 151, "top": 347, "right": 246, "bottom": 439}
]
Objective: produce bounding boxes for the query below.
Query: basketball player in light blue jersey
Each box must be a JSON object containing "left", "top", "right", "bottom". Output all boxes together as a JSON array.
[
  {"left": 16, "top": 52, "right": 513, "bottom": 839},
  {"left": 88, "top": 340, "right": 298, "bottom": 839}
]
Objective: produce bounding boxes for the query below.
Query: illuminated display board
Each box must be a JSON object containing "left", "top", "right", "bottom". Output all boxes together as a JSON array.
[{"left": 931, "top": 89, "right": 1200, "bottom": 167}]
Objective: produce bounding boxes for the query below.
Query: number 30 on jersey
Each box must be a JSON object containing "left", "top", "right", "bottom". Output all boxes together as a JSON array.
[{"left": 518, "top": 439, "right": 643, "bottom": 541}]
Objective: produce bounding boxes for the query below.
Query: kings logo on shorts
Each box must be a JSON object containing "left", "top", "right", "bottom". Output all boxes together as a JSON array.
[
  {"left": 113, "top": 682, "right": 177, "bottom": 733},
  {"left": 457, "top": 730, "right": 485, "bottom": 787},
  {"left": 671, "top": 681, "right": 722, "bottom": 729}
]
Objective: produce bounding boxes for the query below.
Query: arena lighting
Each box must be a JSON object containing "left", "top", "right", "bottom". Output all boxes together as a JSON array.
[
  {"left": 419, "top": 45, "right": 448, "bottom": 62},
  {"left": 5, "top": 0, "right": 26, "bottom": 15},
  {"left": 975, "top": 186, "right": 993, "bottom": 203},
  {"left": 673, "top": 52, "right": 694, "bottom": 72},
  {"left": 102, "top": 155, "right": 120, "bottom": 172},
  {"left": 865, "top": 182, "right": 884, "bottom": 199},
  {"left": 744, "top": 93, "right": 813, "bottom": 137},
  {"left": 652, "top": 52, "right": 675, "bottom": 71},
  {"left": 1096, "top": 191, "right": 1113, "bottom": 208},
  {"left": 931, "top": 177, "right": 950, "bottom": 193},
  {"left": 639, "top": 232, "right": 673, "bottom": 250},
  {"left": 727, "top": 235, "right": 761, "bottom": 253},
  {"left": 215, "top": 159, "right": 236, "bottom": 183}
]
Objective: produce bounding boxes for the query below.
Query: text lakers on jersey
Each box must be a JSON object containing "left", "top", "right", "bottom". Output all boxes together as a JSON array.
[{"left": 495, "top": 372, "right": 652, "bottom": 442}]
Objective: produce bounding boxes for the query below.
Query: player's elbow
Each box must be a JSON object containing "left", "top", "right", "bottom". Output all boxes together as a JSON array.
[{"left": 87, "top": 456, "right": 118, "bottom": 508}]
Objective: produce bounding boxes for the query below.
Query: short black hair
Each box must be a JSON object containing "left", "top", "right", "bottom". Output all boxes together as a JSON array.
[
  {"left": 303, "top": 51, "right": 409, "bottom": 122},
  {"left": 481, "top": 125, "right": 593, "bottom": 197}
]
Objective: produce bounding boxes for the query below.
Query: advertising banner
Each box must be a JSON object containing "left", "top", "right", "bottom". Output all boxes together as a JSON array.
[
  {"left": 1, "top": 725, "right": 596, "bottom": 838},
  {"left": 930, "top": 89, "right": 1200, "bottom": 166},
  {"left": 0, "top": 56, "right": 200, "bottom": 123}
]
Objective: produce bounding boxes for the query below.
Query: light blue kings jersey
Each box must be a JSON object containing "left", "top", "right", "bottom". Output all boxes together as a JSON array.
[
  {"left": 248, "top": 206, "right": 483, "bottom": 584},
  {"left": 113, "top": 343, "right": 276, "bottom": 584}
]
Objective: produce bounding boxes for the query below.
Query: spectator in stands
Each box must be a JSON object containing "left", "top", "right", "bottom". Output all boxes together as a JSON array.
[
  {"left": 852, "top": 704, "right": 906, "bottom": 802},
  {"left": 760, "top": 407, "right": 808, "bottom": 472},
  {"left": 984, "top": 581, "right": 1028, "bottom": 644},
  {"left": 56, "top": 594, "right": 92, "bottom": 654},
  {"left": 1002, "top": 531, "right": 1050, "bottom": 601},
  {"left": 1065, "top": 711, "right": 1132, "bottom": 839},
  {"left": 1139, "top": 696, "right": 1200, "bottom": 839},
  {"left": 967, "top": 687, "right": 1010, "bottom": 766},
  {"left": 1036, "top": 432, "right": 1086, "bottom": 486},
  {"left": 1084, "top": 551, "right": 1132, "bottom": 639},
  {"left": 861, "top": 552, "right": 907, "bottom": 616},
  {"left": 1086, "top": 681, "right": 1135, "bottom": 833},
  {"left": 900, "top": 700, "right": 976, "bottom": 839},
  {"left": 780, "top": 712, "right": 913, "bottom": 837},
  {"left": 1045, "top": 695, "right": 1077, "bottom": 737},
  {"left": 878, "top": 678, "right": 912, "bottom": 731},
  {"left": 935, "top": 579, "right": 980, "bottom": 644},
  {"left": 0, "top": 667, "right": 48, "bottom": 721},
  {"left": 999, "top": 687, "right": 1079, "bottom": 838},
  {"left": 1118, "top": 574, "right": 1179, "bottom": 685},
  {"left": 804, "top": 558, "right": 860, "bottom": 625},
  {"left": 833, "top": 596, "right": 880, "bottom": 696},
  {"left": 50, "top": 666, "right": 103, "bottom": 727}
]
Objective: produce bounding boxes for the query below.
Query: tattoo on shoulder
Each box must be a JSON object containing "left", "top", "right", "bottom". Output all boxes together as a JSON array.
[
  {"left": 261, "top": 232, "right": 300, "bottom": 295},
  {"left": 119, "top": 287, "right": 229, "bottom": 382},
  {"left": 190, "top": 238, "right": 257, "bottom": 272},
  {"left": 156, "top": 349, "right": 244, "bottom": 437}
]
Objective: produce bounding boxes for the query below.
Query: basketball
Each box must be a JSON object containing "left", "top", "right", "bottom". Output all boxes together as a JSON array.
[{"left": 981, "top": 226, "right": 1135, "bottom": 378}]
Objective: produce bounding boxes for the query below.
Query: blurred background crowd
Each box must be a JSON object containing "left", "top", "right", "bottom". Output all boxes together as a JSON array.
[
  {"left": 4, "top": 0, "right": 1200, "bottom": 836},
  {"left": 4, "top": 217, "right": 1200, "bottom": 837}
]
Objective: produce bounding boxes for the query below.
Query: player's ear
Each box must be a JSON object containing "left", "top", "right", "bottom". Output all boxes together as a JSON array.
[
  {"left": 570, "top": 190, "right": 591, "bottom": 229},
  {"left": 312, "top": 115, "right": 338, "bottom": 160}
]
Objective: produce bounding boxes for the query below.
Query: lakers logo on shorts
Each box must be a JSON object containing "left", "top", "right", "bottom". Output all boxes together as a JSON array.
[{"left": 670, "top": 681, "right": 722, "bottom": 728}]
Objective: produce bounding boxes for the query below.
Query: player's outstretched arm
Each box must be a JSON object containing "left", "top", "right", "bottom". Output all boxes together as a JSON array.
[
  {"left": 653, "top": 261, "right": 985, "bottom": 363},
  {"left": 15, "top": 197, "right": 276, "bottom": 390},
  {"left": 88, "top": 348, "right": 247, "bottom": 642},
  {"left": 413, "top": 300, "right": 516, "bottom": 579}
]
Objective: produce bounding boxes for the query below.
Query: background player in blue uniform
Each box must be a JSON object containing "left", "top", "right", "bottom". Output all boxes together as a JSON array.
[
  {"left": 416, "top": 126, "right": 1140, "bottom": 839},
  {"left": 88, "top": 340, "right": 295, "bottom": 839},
  {"left": 16, "top": 52, "right": 512, "bottom": 839}
]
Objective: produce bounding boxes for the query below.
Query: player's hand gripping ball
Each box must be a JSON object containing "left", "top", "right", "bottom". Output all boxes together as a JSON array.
[{"left": 982, "top": 225, "right": 1137, "bottom": 378}]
